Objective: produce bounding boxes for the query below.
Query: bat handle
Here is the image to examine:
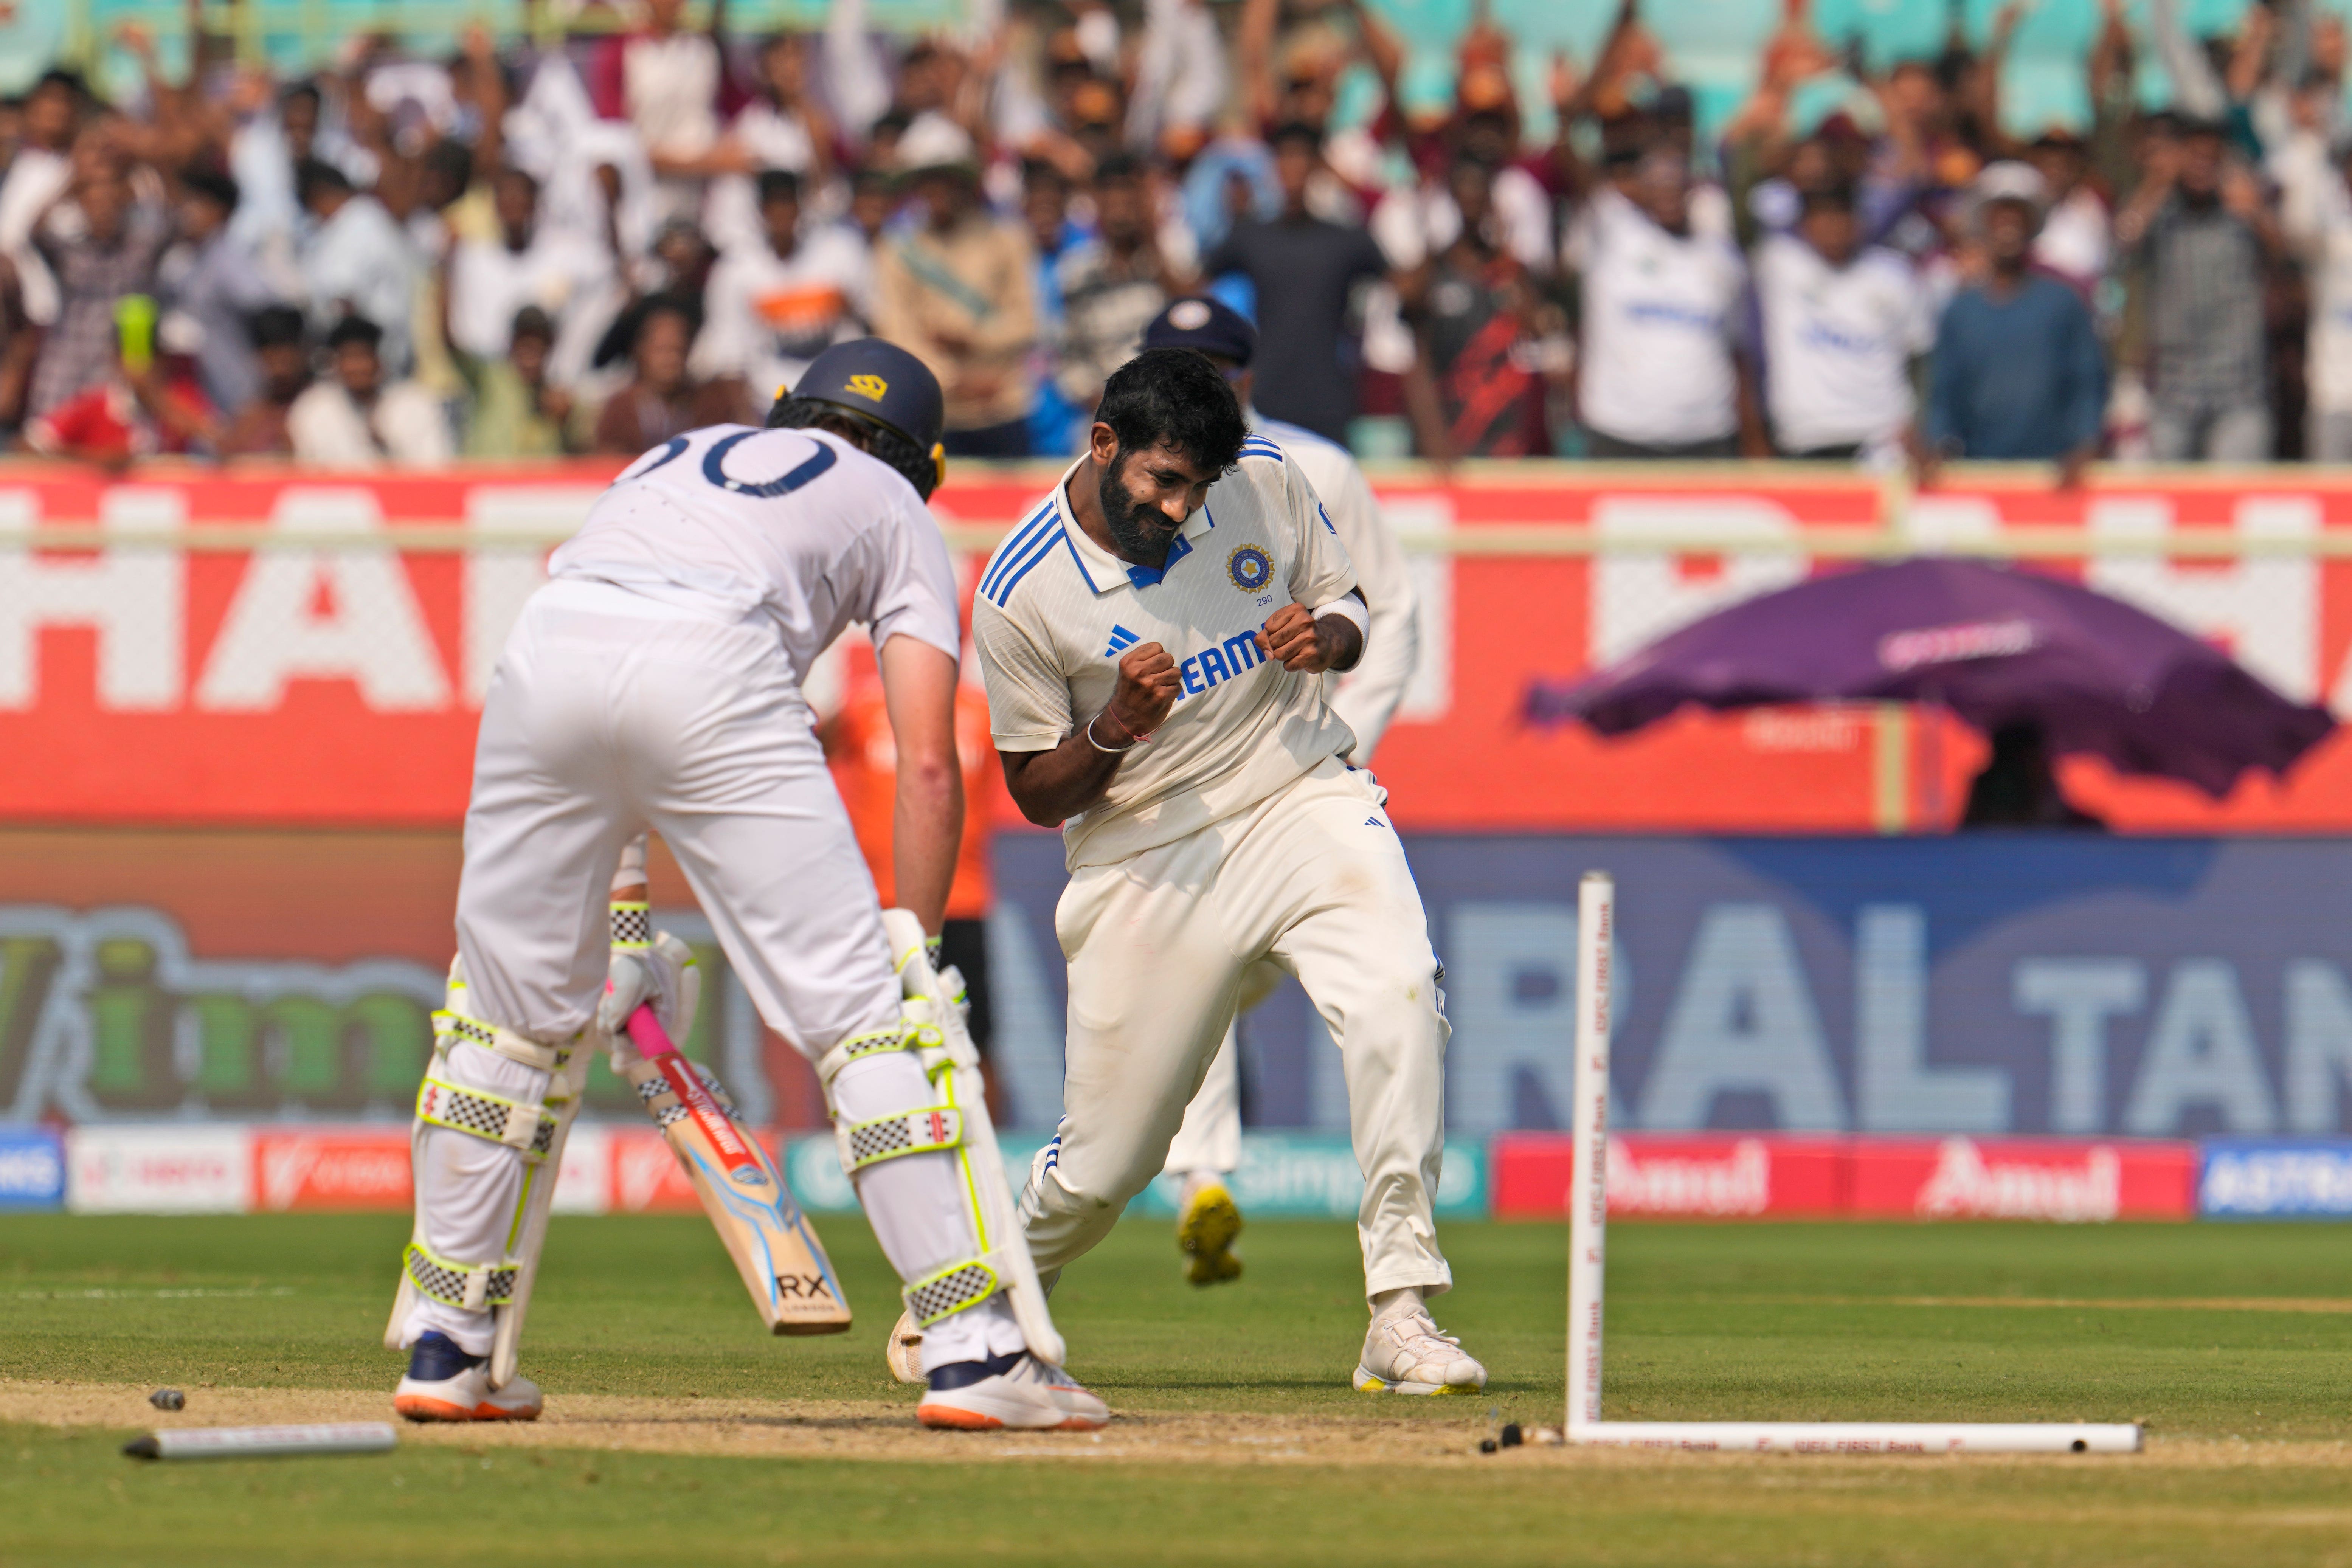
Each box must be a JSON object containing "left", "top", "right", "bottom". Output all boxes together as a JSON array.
[{"left": 626, "top": 1002, "right": 680, "bottom": 1059}]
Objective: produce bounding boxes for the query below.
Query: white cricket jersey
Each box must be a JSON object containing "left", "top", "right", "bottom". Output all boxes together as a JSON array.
[
  {"left": 1570, "top": 186, "right": 1747, "bottom": 446},
  {"left": 1252, "top": 412, "right": 1418, "bottom": 761},
  {"left": 547, "top": 423, "right": 962, "bottom": 683},
  {"left": 1753, "top": 234, "right": 1932, "bottom": 454},
  {"left": 972, "top": 437, "right": 1359, "bottom": 870}
]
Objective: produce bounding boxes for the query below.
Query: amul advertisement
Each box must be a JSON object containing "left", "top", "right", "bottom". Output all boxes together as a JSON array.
[{"left": 11, "top": 464, "right": 2352, "bottom": 831}]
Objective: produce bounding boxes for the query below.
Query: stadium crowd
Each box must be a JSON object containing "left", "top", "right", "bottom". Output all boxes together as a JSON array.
[{"left": 0, "top": 0, "right": 2345, "bottom": 471}]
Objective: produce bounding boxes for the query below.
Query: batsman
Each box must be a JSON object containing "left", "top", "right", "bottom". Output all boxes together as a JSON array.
[{"left": 383, "top": 340, "right": 1105, "bottom": 1433}]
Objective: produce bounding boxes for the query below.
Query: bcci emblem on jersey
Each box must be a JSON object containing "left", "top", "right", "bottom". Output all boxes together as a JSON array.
[{"left": 1227, "top": 544, "right": 1273, "bottom": 594}]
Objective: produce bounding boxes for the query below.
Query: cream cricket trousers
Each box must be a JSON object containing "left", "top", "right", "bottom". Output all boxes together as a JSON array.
[
  {"left": 409, "top": 578, "right": 1022, "bottom": 1369},
  {"left": 1022, "top": 757, "right": 1454, "bottom": 1303}
]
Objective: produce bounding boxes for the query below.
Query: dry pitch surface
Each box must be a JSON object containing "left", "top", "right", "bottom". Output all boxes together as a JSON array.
[{"left": 9, "top": 1213, "right": 2352, "bottom": 1565}]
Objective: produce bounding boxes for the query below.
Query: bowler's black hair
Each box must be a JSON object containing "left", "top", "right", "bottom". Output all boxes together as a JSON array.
[
  {"left": 1095, "top": 347, "right": 1247, "bottom": 475},
  {"left": 768, "top": 395, "right": 938, "bottom": 500}
]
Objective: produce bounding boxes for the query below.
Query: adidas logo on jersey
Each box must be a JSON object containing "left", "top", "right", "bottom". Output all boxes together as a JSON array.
[{"left": 1104, "top": 625, "right": 1140, "bottom": 659}]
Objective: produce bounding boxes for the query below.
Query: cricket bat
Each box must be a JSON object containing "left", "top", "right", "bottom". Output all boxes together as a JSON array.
[{"left": 621, "top": 1005, "right": 852, "bottom": 1335}]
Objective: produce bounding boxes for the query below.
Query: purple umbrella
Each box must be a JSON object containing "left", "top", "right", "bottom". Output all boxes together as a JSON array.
[{"left": 1525, "top": 558, "right": 2334, "bottom": 798}]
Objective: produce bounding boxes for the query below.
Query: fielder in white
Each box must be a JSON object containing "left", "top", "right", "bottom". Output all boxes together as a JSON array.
[
  {"left": 1136, "top": 298, "right": 1423, "bottom": 1285},
  {"left": 977, "top": 346, "right": 1480, "bottom": 1394},
  {"left": 385, "top": 340, "right": 1107, "bottom": 1432}
]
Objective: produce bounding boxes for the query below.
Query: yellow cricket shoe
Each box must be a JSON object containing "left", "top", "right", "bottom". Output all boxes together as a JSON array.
[{"left": 1177, "top": 1179, "right": 1244, "bottom": 1286}]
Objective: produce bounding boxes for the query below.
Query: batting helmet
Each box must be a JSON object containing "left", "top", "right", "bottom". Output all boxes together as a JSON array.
[{"left": 769, "top": 338, "right": 947, "bottom": 497}]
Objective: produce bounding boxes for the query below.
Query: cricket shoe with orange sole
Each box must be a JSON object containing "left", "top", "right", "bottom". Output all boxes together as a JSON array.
[
  {"left": 917, "top": 1351, "right": 1109, "bottom": 1431},
  {"left": 393, "top": 1331, "right": 544, "bottom": 1422},
  {"left": 1352, "top": 1309, "right": 1488, "bottom": 1396}
]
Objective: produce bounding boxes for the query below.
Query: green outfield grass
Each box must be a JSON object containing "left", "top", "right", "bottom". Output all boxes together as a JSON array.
[{"left": 6, "top": 1212, "right": 2352, "bottom": 1565}]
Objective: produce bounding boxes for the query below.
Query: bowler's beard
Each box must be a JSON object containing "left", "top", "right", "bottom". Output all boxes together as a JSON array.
[{"left": 1098, "top": 450, "right": 1181, "bottom": 564}]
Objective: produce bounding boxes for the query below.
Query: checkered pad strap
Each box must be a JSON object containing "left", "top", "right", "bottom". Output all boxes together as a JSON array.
[
  {"left": 842, "top": 1106, "right": 964, "bottom": 1173},
  {"left": 415, "top": 1076, "right": 559, "bottom": 1159},
  {"left": 902, "top": 1256, "right": 1001, "bottom": 1328},
  {"left": 403, "top": 1242, "right": 519, "bottom": 1312},
  {"left": 433, "top": 1009, "right": 569, "bottom": 1073},
  {"left": 813, "top": 1023, "right": 920, "bottom": 1086},
  {"left": 610, "top": 901, "right": 652, "bottom": 950}
]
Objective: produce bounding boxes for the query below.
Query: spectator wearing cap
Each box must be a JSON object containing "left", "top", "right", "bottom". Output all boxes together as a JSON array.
[
  {"left": 1055, "top": 154, "right": 1183, "bottom": 419},
  {"left": 1924, "top": 168, "right": 2105, "bottom": 483},
  {"left": 465, "top": 305, "right": 580, "bottom": 458},
  {"left": 25, "top": 160, "right": 174, "bottom": 419},
  {"left": 1200, "top": 121, "right": 1390, "bottom": 448},
  {"left": 695, "top": 168, "right": 867, "bottom": 405},
  {"left": 1567, "top": 146, "right": 1759, "bottom": 459},
  {"left": 871, "top": 118, "right": 1039, "bottom": 457},
  {"left": 2114, "top": 117, "right": 2284, "bottom": 461},
  {"left": 157, "top": 166, "right": 282, "bottom": 417},
  {"left": 219, "top": 303, "right": 312, "bottom": 457},
  {"left": 296, "top": 158, "right": 419, "bottom": 376},
  {"left": 1140, "top": 291, "right": 1418, "bottom": 761},
  {"left": 1751, "top": 183, "right": 1932, "bottom": 463},
  {"left": 287, "top": 314, "right": 451, "bottom": 468},
  {"left": 591, "top": 296, "right": 741, "bottom": 454}
]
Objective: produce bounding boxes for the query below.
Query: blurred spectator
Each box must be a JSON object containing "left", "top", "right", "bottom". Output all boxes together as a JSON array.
[
  {"left": 443, "top": 166, "right": 611, "bottom": 373},
  {"left": 591, "top": 296, "right": 740, "bottom": 454},
  {"left": 696, "top": 169, "right": 866, "bottom": 404},
  {"left": 2116, "top": 118, "right": 2281, "bottom": 461},
  {"left": 0, "top": 70, "right": 84, "bottom": 330},
  {"left": 2280, "top": 137, "right": 2352, "bottom": 461},
  {"left": 1055, "top": 154, "right": 1180, "bottom": 417},
  {"left": 296, "top": 158, "right": 417, "bottom": 375},
  {"left": 218, "top": 303, "right": 311, "bottom": 457},
  {"left": 1569, "top": 147, "right": 1755, "bottom": 459},
  {"left": 1202, "top": 121, "right": 1389, "bottom": 446},
  {"left": 1924, "top": 172, "right": 2105, "bottom": 482},
  {"left": 287, "top": 314, "right": 450, "bottom": 467},
  {"left": 872, "top": 118, "right": 1038, "bottom": 457},
  {"left": 2025, "top": 129, "right": 2111, "bottom": 295},
  {"left": 603, "top": 0, "right": 725, "bottom": 225},
  {"left": 1399, "top": 156, "right": 1563, "bottom": 460},
  {"left": 1752, "top": 185, "right": 1932, "bottom": 462},
  {"left": 156, "top": 167, "right": 280, "bottom": 417},
  {"left": 465, "top": 304, "right": 579, "bottom": 458},
  {"left": 23, "top": 297, "right": 217, "bottom": 464},
  {"left": 1022, "top": 158, "right": 1086, "bottom": 456},
  {"left": 26, "top": 164, "right": 172, "bottom": 419},
  {"left": 703, "top": 34, "right": 836, "bottom": 260}
]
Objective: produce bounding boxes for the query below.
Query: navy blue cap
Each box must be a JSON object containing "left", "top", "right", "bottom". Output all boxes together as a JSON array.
[{"left": 1140, "top": 296, "right": 1257, "bottom": 367}]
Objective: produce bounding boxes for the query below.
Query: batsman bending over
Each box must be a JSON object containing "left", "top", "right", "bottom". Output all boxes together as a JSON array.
[{"left": 385, "top": 340, "right": 1105, "bottom": 1432}]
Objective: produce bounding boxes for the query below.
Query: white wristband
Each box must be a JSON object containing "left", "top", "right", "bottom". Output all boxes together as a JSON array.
[{"left": 1309, "top": 592, "right": 1368, "bottom": 638}]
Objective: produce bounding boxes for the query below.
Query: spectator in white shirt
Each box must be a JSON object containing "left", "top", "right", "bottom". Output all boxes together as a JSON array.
[
  {"left": 296, "top": 158, "right": 419, "bottom": 375},
  {"left": 1753, "top": 185, "right": 1933, "bottom": 462},
  {"left": 287, "top": 313, "right": 451, "bottom": 467},
  {"left": 442, "top": 166, "right": 612, "bottom": 374},
  {"left": 694, "top": 169, "right": 867, "bottom": 404},
  {"left": 2025, "top": 129, "right": 2112, "bottom": 295},
  {"left": 2279, "top": 134, "right": 2352, "bottom": 460},
  {"left": 622, "top": 0, "right": 724, "bottom": 226},
  {"left": 702, "top": 34, "right": 837, "bottom": 259},
  {"left": 0, "top": 70, "right": 84, "bottom": 329},
  {"left": 1570, "top": 149, "right": 1759, "bottom": 458}
]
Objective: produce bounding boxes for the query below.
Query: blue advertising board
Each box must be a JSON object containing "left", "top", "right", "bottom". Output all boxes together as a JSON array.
[
  {"left": 2200, "top": 1140, "right": 2352, "bottom": 1217},
  {"left": 984, "top": 834, "right": 2352, "bottom": 1141},
  {"left": 0, "top": 1126, "right": 64, "bottom": 1209}
]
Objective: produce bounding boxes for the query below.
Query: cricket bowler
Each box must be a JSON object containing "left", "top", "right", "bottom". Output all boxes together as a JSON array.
[
  {"left": 1137, "top": 298, "right": 1423, "bottom": 1288},
  {"left": 975, "top": 346, "right": 1480, "bottom": 1394},
  {"left": 384, "top": 339, "right": 1107, "bottom": 1432}
]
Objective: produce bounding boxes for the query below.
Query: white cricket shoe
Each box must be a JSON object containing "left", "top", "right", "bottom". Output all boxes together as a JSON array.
[
  {"left": 393, "top": 1332, "right": 543, "bottom": 1421},
  {"left": 1176, "top": 1178, "right": 1244, "bottom": 1286},
  {"left": 884, "top": 1308, "right": 925, "bottom": 1385},
  {"left": 917, "top": 1351, "right": 1110, "bottom": 1432},
  {"left": 1353, "top": 1309, "right": 1488, "bottom": 1396}
]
